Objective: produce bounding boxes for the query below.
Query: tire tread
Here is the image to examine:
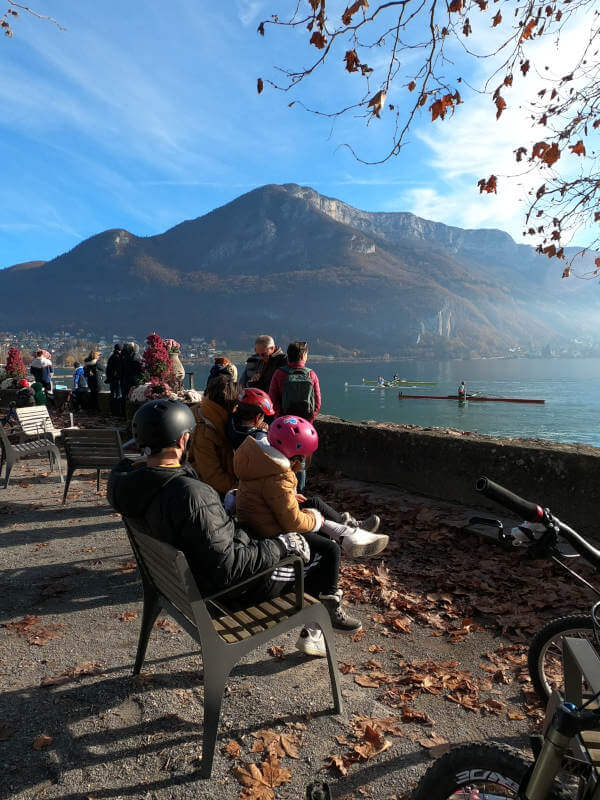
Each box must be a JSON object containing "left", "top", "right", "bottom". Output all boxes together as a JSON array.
[{"left": 411, "top": 741, "right": 571, "bottom": 800}]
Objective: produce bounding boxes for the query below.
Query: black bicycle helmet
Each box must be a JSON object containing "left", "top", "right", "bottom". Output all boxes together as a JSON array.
[{"left": 132, "top": 399, "right": 196, "bottom": 455}]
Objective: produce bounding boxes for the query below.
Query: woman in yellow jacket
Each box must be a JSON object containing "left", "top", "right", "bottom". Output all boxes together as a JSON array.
[{"left": 189, "top": 375, "right": 238, "bottom": 497}]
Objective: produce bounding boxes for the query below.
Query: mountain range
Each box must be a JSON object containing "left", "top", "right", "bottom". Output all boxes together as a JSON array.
[{"left": 1, "top": 183, "right": 596, "bottom": 356}]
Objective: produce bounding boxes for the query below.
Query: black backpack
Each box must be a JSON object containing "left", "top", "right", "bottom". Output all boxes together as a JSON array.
[{"left": 280, "top": 366, "right": 315, "bottom": 418}]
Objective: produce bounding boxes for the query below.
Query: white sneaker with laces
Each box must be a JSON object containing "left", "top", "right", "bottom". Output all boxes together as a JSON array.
[
  {"left": 295, "top": 626, "right": 326, "bottom": 657},
  {"left": 339, "top": 527, "right": 389, "bottom": 558},
  {"left": 321, "top": 519, "right": 389, "bottom": 558}
]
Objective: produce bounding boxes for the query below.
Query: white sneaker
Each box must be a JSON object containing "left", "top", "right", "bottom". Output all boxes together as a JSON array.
[
  {"left": 341, "top": 512, "right": 381, "bottom": 533},
  {"left": 295, "top": 626, "right": 326, "bottom": 657},
  {"left": 340, "top": 528, "right": 389, "bottom": 558}
]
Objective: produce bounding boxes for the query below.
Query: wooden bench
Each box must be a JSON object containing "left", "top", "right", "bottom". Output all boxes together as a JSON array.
[
  {"left": 0, "top": 425, "right": 63, "bottom": 488},
  {"left": 62, "top": 428, "right": 124, "bottom": 504},
  {"left": 15, "top": 406, "right": 62, "bottom": 444},
  {"left": 123, "top": 519, "right": 342, "bottom": 778}
]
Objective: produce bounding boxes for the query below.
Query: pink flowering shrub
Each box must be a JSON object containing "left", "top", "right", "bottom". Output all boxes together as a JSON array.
[
  {"left": 142, "top": 332, "right": 175, "bottom": 383},
  {"left": 6, "top": 346, "right": 26, "bottom": 378},
  {"left": 144, "top": 378, "right": 174, "bottom": 400},
  {"left": 163, "top": 338, "right": 180, "bottom": 354}
]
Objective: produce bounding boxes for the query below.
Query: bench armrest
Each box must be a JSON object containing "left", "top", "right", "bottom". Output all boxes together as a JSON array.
[{"left": 205, "top": 555, "right": 305, "bottom": 611}]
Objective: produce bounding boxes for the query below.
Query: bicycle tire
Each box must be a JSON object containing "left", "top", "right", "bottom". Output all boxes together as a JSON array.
[
  {"left": 528, "top": 614, "right": 595, "bottom": 703},
  {"left": 411, "top": 742, "right": 570, "bottom": 799}
]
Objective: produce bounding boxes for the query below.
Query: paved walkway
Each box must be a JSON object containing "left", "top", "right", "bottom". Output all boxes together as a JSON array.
[{"left": 0, "top": 452, "right": 591, "bottom": 800}]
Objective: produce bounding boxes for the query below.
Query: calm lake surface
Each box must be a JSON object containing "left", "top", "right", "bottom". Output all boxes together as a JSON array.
[{"left": 190, "top": 358, "right": 600, "bottom": 448}]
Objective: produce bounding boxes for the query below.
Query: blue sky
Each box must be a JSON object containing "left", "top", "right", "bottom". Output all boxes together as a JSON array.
[{"left": 0, "top": 0, "right": 587, "bottom": 268}]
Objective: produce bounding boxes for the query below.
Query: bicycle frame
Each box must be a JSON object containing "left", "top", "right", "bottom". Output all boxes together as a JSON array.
[{"left": 520, "top": 635, "right": 600, "bottom": 799}]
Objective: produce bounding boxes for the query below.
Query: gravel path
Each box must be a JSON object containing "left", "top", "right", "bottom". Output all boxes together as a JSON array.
[{"left": 0, "top": 451, "right": 591, "bottom": 800}]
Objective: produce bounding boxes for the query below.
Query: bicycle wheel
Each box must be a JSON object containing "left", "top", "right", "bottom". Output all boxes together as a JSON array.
[
  {"left": 528, "top": 614, "right": 595, "bottom": 703},
  {"left": 411, "top": 742, "right": 569, "bottom": 799}
]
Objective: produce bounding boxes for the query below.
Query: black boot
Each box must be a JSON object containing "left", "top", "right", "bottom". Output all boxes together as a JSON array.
[{"left": 319, "top": 590, "right": 362, "bottom": 633}]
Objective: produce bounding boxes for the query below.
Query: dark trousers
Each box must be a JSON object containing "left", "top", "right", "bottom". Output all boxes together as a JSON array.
[
  {"left": 247, "top": 533, "right": 341, "bottom": 601},
  {"left": 300, "top": 495, "right": 343, "bottom": 524}
]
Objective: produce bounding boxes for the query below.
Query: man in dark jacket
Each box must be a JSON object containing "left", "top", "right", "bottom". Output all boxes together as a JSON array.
[
  {"left": 120, "top": 342, "right": 143, "bottom": 402},
  {"left": 242, "top": 334, "right": 287, "bottom": 394},
  {"left": 108, "top": 399, "right": 361, "bottom": 657},
  {"left": 107, "top": 400, "right": 305, "bottom": 597}
]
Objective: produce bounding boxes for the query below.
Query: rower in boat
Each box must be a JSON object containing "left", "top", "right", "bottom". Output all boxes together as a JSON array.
[{"left": 457, "top": 380, "right": 467, "bottom": 402}]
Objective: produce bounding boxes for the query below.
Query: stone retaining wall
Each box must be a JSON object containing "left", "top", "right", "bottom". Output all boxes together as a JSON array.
[{"left": 313, "top": 415, "right": 600, "bottom": 537}]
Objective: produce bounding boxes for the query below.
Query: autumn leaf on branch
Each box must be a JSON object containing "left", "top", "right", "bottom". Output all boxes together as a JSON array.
[
  {"left": 309, "top": 31, "right": 327, "bottom": 49},
  {"left": 368, "top": 90, "right": 386, "bottom": 118},
  {"left": 494, "top": 95, "right": 507, "bottom": 119},
  {"left": 342, "top": 0, "right": 369, "bottom": 26},
  {"left": 477, "top": 175, "right": 497, "bottom": 194},
  {"left": 531, "top": 141, "right": 561, "bottom": 167},
  {"left": 258, "top": 0, "right": 600, "bottom": 274}
]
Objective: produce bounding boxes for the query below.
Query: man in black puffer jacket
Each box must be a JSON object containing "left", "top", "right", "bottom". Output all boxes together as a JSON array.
[{"left": 107, "top": 399, "right": 303, "bottom": 597}]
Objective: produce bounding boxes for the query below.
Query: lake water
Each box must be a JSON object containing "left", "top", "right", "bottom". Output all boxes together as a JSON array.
[
  {"left": 55, "top": 358, "right": 600, "bottom": 448},
  {"left": 192, "top": 358, "right": 600, "bottom": 448}
]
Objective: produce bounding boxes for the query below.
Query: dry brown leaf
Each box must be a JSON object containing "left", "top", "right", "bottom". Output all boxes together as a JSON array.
[
  {"left": 267, "top": 645, "right": 285, "bottom": 659},
  {"left": 156, "top": 618, "right": 180, "bottom": 634},
  {"left": 326, "top": 754, "right": 348, "bottom": 776},
  {"left": 119, "top": 611, "right": 138, "bottom": 622},
  {"left": 117, "top": 561, "right": 137, "bottom": 574},
  {"left": 224, "top": 740, "right": 241, "bottom": 758},
  {"left": 41, "top": 661, "right": 103, "bottom": 687},
  {"left": 27, "top": 624, "right": 64, "bottom": 646},
  {"left": 279, "top": 732, "right": 301, "bottom": 759},
  {"left": 33, "top": 734, "right": 53, "bottom": 750},
  {"left": 354, "top": 674, "right": 381, "bottom": 688},
  {"left": 417, "top": 732, "right": 448, "bottom": 749},
  {"left": 401, "top": 706, "right": 433, "bottom": 724},
  {"left": 234, "top": 752, "right": 291, "bottom": 799}
]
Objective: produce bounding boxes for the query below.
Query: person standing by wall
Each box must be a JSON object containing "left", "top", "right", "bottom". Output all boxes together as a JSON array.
[
  {"left": 241, "top": 335, "right": 287, "bottom": 393},
  {"left": 84, "top": 350, "right": 106, "bottom": 411},
  {"left": 30, "top": 349, "right": 53, "bottom": 399},
  {"left": 105, "top": 344, "right": 123, "bottom": 415},
  {"left": 269, "top": 341, "right": 321, "bottom": 492},
  {"left": 120, "top": 342, "right": 143, "bottom": 404}
]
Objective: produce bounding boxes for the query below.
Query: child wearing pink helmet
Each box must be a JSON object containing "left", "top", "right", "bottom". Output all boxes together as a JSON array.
[{"left": 233, "top": 414, "right": 389, "bottom": 657}]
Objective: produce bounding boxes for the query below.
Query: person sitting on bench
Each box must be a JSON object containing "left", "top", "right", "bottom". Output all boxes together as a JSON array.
[{"left": 107, "top": 399, "right": 361, "bottom": 657}]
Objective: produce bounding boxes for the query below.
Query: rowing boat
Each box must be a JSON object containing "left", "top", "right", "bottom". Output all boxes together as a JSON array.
[
  {"left": 398, "top": 393, "right": 545, "bottom": 404},
  {"left": 362, "top": 379, "right": 437, "bottom": 387}
]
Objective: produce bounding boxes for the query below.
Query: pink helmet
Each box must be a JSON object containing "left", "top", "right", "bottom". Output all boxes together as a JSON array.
[{"left": 267, "top": 415, "right": 318, "bottom": 459}]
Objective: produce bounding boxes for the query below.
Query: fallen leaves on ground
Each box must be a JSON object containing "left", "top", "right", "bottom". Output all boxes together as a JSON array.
[
  {"left": 41, "top": 661, "right": 104, "bottom": 687},
  {"left": 155, "top": 618, "right": 180, "bottom": 634},
  {"left": 251, "top": 729, "right": 302, "bottom": 759},
  {"left": 117, "top": 561, "right": 137, "bottom": 574},
  {"left": 32, "top": 734, "right": 53, "bottom": 750},
  {"left": 267, "top": 645, "right": 285, "bottom": 659},
  {"left": 234, "top": 751, "right": 291, "bottom": 800},
  {"left": 119, "top": 611, "right": 138, "bottom": 622},
  {"left": 2, "top": 615, "right": 64, "bottom": 646},
  {"left": 224, "top": 740, "right": 242, "bottom": 758},
  {"left": 327, "top": 716, "right": 402, "bottom": 775}
]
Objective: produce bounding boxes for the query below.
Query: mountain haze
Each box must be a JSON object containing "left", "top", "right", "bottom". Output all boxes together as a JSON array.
[{"left": 1, "top": 184, "right": 595, "bottom": 355}]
